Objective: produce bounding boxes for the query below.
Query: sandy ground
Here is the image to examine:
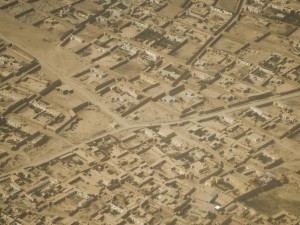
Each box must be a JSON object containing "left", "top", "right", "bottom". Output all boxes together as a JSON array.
[{"left": 0, "top": 13, "right": 86, "bottom": 78}]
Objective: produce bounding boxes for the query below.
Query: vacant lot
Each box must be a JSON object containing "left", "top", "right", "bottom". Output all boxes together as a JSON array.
[
  {"left": 214, "top": 37, "right": 245, "bottom": 54},
  {"left": 215, "top": 0, "right": 239, "bottom": 13},
  {"left": 244, "top": 182, "right": 300, "bottom": 217}
]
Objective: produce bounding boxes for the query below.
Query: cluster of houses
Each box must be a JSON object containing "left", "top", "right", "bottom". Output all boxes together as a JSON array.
[{"left": 1, "top": 0, "right": 300, "bottom": 224}]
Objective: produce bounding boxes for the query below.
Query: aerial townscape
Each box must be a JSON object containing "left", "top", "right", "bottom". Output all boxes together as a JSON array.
[{"left": 0, "top": 0, "right": 300, "bottom": 224}]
